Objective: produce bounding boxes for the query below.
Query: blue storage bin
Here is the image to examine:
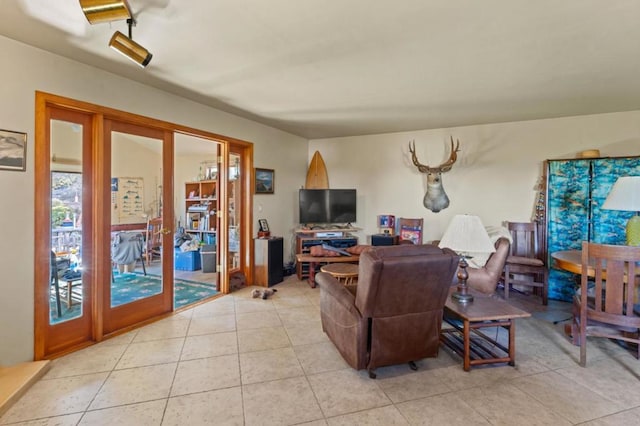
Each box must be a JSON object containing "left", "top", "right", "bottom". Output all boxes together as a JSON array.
[
  {"left": 204, "top": 233, "right": 216, "bottom": 245},
  {"left": 175, "top": 248, "right": 201, "bottom": 271}
]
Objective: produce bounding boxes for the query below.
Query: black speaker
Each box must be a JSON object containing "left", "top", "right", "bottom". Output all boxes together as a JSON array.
[
  {"left": 371, "top": 234, "right": 399, "bottom": 246},
  {"left": 267, "top": 237, "right": 284, "bottom": 286}
]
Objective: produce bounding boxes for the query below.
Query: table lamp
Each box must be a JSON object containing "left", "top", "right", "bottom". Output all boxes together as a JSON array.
[
  {"left": 601, "top": 176, "right": 640, "bottom": 246},
  {"left": 438, "top": 214, "right": 495, "bottom": 303}
]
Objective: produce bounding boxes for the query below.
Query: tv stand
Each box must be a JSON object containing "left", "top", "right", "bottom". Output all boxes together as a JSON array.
[{"left": 294, "top": 229, "right": 360, "bottom": 280}]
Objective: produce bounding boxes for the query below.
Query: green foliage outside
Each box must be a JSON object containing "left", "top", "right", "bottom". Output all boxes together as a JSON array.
[{"left": 51, "top": 199, "right": 72, "bottom": 228}]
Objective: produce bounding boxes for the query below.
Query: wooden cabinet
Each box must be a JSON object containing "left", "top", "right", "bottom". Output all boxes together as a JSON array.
[
  {"left": 185, "top": 180, "right": 217, "bottom": 243},
  {"left": 295, "top": 231, "right": 358, "bottom": 279}
]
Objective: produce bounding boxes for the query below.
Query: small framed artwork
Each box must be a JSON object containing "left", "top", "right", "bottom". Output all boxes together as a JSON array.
[
  {"left": 255, "top": 168, "right": 274, "bottom": 194},
  {"left": 0, "top": 129, "right": 27, "bottom": 171},
  {"left": 258, "top": 219, "right": 270, "bottom": 232}
]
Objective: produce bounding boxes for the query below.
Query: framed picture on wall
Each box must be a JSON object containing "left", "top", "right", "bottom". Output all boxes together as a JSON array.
[
  {"left": 255, "top": 168, "right": 274, "bottom": 194},
  {"left": 0, "top": 129, "right": 27, "bottom": 171}
]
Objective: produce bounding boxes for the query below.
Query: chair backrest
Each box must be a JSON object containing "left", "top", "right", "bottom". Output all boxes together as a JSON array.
[
  {"left": 507, "top": 221, "right": 543, "bottom": 262},
  {"left": 50, "top": 251, "right": 58, "bottom": 282},
  {"left": 51, "top": 250, "right": 70, "bottom": 280},
  {"left": 355, "top": 244, "right": 459, "bottom": 317},
  {"left": 397, "top": 217, "right": 424, "bottom": 245},
  {"left": 467, "top": 237, "right": 511, "bottom": 294},
  {"left": 580, "top": 241, "right": 640, "bottom": 322},
  {"left": 147, "top": 217, "right": 163, "bottom": 250},
  {"left": 112, "top": 232, "right": 145, "bottom": 264}
]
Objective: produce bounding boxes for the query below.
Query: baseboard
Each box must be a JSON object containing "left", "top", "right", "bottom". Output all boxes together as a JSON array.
[{"left": 0, "top": 361, "right": 51, "bottom": 417}]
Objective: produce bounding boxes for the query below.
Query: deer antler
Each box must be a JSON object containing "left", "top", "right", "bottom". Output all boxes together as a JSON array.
[
  {"left": 409, "top": 140, "right": 430, "bottom": 173},
  {"left": 436, "top": 136, "right": 460, "bottom": 173},
  {"left": 409, "top": 137, "right": 460, "bottom": 174}
]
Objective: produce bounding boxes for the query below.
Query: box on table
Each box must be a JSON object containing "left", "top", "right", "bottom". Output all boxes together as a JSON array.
[{"left": 175, "top": 248, "right": 201, "bottom": 271}]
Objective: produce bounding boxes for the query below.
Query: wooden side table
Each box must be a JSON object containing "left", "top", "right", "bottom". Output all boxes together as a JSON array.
[
  {"left": 440, "top": 288, "right": 531, "bottom": 371},
  {"left": 320, "top": 263, "right": 359, "bottom": 286}
]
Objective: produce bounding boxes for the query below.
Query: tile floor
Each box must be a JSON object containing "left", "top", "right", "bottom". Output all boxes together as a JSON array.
[{"left": 3, "top": 277, "right": 640, "bottom": 425}]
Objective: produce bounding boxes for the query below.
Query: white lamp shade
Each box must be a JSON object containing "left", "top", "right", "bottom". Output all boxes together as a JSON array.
[
  {"left": 602, "top": 176, "right": 640, "bottom": 212},
  {"left": 438, "top": 214, "right": 496, "bottom": 256}
]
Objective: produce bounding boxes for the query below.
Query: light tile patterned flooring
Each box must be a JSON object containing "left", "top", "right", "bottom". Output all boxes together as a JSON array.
[{"left": 3, "top": 276, "right": 640, "bottom": 425}]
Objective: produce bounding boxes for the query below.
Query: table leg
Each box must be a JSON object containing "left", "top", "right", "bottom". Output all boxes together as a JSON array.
[
  {"left": 463, "top": 318, "right": 471, "bottom": 372},
  {"left": 508, "top": 320, "right": 515, "bottom": 366},
  {"left": 307, "top": 262, "right": 317, "bottom": 288},
  {"left": 66, "top": 281, "right": 73, "bottom": 308}
]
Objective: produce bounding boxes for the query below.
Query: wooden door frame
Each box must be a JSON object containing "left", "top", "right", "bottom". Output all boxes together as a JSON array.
[{"left": 34, "top": 91, "right": 254, "bottom": 359}]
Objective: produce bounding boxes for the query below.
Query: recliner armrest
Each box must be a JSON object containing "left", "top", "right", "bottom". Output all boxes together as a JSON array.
[{"left": 315, "top": 272, "right": 361, "bottom": 317}]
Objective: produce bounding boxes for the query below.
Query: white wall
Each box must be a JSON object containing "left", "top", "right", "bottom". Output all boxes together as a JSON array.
[
  {"left": 310, "top": 112, "right": 640, "bottom": 243},
  {"left": 0, "top": 35, "right": 307, "bottom": 365},
  {"left": 111, "top": 133, "right": 162, "bottom": 224}
]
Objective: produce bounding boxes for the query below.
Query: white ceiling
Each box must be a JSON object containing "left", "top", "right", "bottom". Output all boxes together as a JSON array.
[{"left": 3, "top": 0, "right": 640, "bottom": 139}]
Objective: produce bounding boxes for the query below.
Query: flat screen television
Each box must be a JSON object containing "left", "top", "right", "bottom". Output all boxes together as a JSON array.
[{"left": 299, "top": 189, "right": 356, "bottom": 224}]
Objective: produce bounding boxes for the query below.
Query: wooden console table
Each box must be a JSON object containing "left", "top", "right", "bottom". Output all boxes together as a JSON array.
[
  {"left": 440, "top": 289, "right": 531, "bottom": 371},
  {"left": 295, "top": 253, "right": 359, "bottom": 288}
]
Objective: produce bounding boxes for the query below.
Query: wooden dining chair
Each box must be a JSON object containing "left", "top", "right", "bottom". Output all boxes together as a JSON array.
[
  {"left": 571, "top": 241, "right": 640, "bottom": 366},
  {"left": 503, "top": 221, "right": 548, "bottom": 304},
  {"left": 145, "top": 217, "right": 163, "bottom": 266}
]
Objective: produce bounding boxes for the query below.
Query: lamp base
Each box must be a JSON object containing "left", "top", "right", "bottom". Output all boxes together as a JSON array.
[
  {"left": 452, "top": 256, "right": 474, "bottom": 303},
  {"left": 627, "top": 215, "right": 640, "bottom": 246},
  {"left": 452, "top": 291, "right": 474, "bottom": 303}
]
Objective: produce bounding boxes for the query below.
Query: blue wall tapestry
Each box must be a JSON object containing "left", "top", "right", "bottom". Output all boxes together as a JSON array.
[{"left": 546, "top": 157, "right": 640, "bottom": 301}]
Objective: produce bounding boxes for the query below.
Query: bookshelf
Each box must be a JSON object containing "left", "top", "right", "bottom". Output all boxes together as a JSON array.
[{"left": 185, "top": 180, "right": 217, "bottom": 243}]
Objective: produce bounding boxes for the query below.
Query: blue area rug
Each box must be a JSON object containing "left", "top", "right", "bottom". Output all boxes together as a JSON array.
[{"left": 50, "top": 272, "right": 218, "bottom": 324}]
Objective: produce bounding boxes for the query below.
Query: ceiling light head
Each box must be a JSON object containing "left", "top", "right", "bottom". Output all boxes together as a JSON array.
[
  {"left": 109, "top": 30, "right": 152, "bottom": 67},
  {"left": 79, "top": 0, "right": 132, "bottom": 24}
]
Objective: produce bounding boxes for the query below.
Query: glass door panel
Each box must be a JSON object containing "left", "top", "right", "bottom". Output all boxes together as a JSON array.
[
  {"left": 228, "top": 153, "right": 241, "bottom": 271},
  {"left": 50, "top": 121, "right": 85, "bottom": 324},
  {"left": 110, "top": 131, "right": 163, "bottom": 306},
  {"left": 173, "top": 133, "right": 220, "bottom": 306}
]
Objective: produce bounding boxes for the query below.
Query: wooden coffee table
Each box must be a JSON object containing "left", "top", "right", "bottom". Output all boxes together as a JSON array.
[
  {"left": 295, "top": 253, "right": 359, "bottom": 288},
  {"left": 440, "top": 289, "right": 531, "bottom": 371},
  {"left": 320, "top": 263, "right": 359, "bottom": 286}
]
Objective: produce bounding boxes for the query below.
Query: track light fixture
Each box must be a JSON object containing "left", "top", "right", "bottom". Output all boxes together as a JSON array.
[
  {"left": 79, "top": 0, "right": 132, "bottom": 24},
  {"left": 109, "top": 18, "right": 152, "bottom": 67}
]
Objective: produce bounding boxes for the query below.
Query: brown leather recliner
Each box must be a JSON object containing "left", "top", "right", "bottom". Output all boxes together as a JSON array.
[
  {"left": 466, "top": 237, "right": 511, "bottom": 295},
  {"left": 315, "top": 244, "right": 459, "bottom": 378}
]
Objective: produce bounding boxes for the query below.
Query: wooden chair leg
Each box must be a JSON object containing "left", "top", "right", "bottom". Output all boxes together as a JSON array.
[
  {"left": 141, "top": 256, "right": 147, "bottom": 275},
  {"left": 53, "top": 276, "right": 62, "bottom": 318},
  {"left": 504, "top": 266, "right": 510, "bottom": 299},
  {"left": 580, "top": 333, "right": 587, "bottom": 367}
]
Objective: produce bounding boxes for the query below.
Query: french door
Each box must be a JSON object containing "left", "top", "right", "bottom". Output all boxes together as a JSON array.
[
  {"left": 35, "top": 100, "right": 176, "bottom": 357},
  {"left": 35, "top": 92, "right": 252, "bottom": 359},
  {"left": 100, "top": 120, "right": 174, "bottom": 335}
]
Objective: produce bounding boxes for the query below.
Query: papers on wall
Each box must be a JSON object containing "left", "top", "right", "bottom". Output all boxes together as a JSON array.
[{"left": 117, "top": 177, "right": 144, "bottom": 220}]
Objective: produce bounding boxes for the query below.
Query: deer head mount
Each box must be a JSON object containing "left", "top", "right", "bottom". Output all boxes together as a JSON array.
[{"left": 408, "top": 137, "right": 460, "bottom": 213}]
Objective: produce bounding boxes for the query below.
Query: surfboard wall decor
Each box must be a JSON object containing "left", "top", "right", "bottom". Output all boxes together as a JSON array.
[{"left": 305, "top": 151, "right": 329, "bottom": 189}]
